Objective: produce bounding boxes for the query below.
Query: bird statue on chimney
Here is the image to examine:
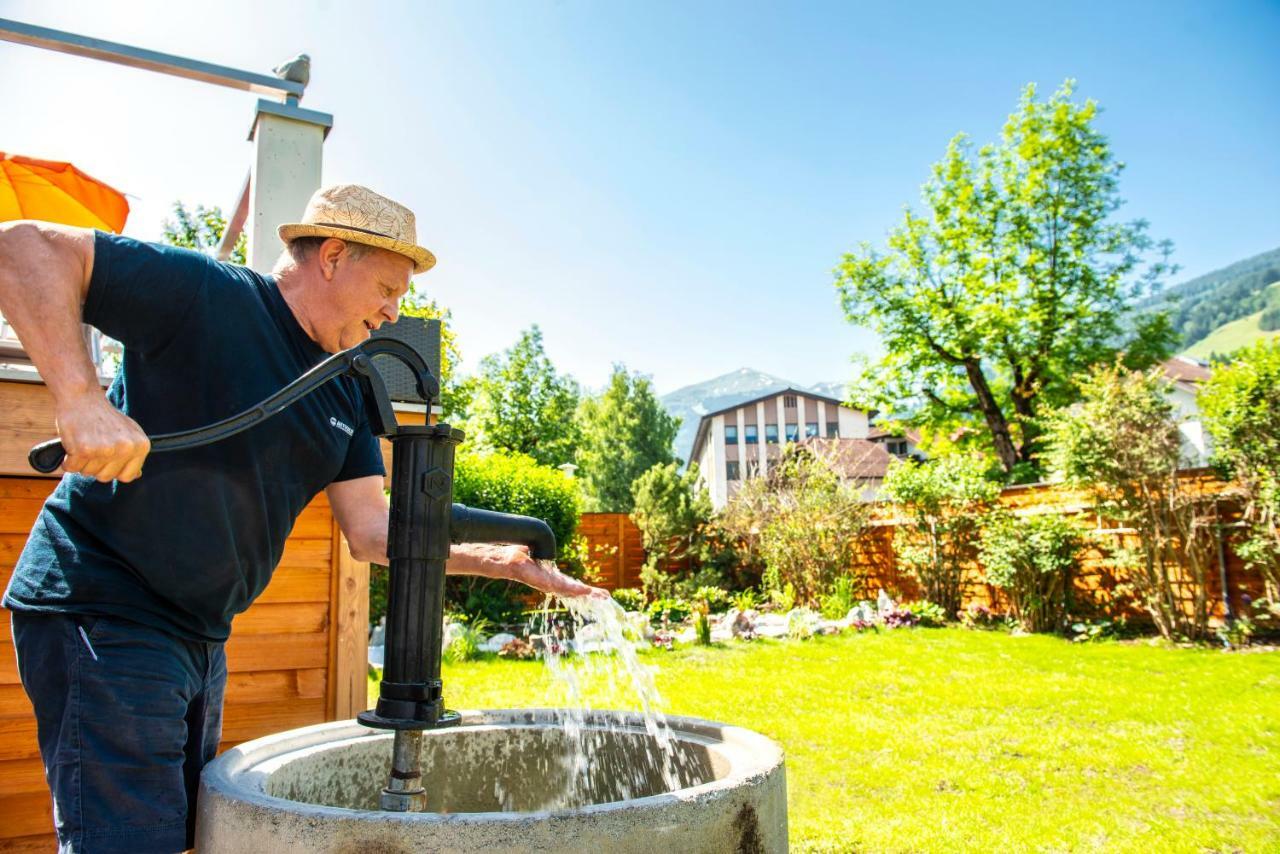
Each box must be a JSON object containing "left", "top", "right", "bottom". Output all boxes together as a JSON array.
[{"left": 272, "top": 53, "right": 311, "bottom": 102}]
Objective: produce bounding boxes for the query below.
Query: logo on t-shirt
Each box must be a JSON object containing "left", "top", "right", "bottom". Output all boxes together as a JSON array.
[{"left": 329, "top": 416, "right": 354, "bottom": 437}]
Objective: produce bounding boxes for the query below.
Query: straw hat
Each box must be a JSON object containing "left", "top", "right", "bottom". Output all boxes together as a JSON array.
[{"left": 277, "top": 184, "right": 436, "bottom": 274}]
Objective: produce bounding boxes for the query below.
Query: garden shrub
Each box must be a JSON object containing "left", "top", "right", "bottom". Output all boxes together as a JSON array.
[
  {"left": 691, "top": 585, "right": 730, "bottom": 613},
  {"left": 901, "top": 600, "right": 948, "bottom": 627},
  {"left": 958, "top": 602, "right": 1002, "bottom": 630},
  {"left": 611, "top": 587, "right": 645, "bottom": 612},
  {"left": 769, "top": 582, "right": 797, "bottom": 614},
  {"left": 820, "top": 576, "right": 859, "bottom": 620},
  {"left": 1200, "top": 340, "right": 1280, "bottom": 614},
  {"left": 647, "top": 597, "right": 691, "bottom": 626},
  {"left": 731, "top": 588, "right": 760, "bottom": 612},
  {"left": 979, "top": 512, "right": 1084, "bottom": 633},
  {"left": 444, "top": 618, "right": 490, "bottom": 663},
  {"left": 1045, "top": 363, "right": 1217, "bottom": 640},
  {"left": 719, "top": 447, "right": 871, "bottom": 607},
  {"left": 882, "top": 454, "right": 1000, "bottom": 616},
  {"left": 631, "top": 462, "right": 747, "bottom": 598}
]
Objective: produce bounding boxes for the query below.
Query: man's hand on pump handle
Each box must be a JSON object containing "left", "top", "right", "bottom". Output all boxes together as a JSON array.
[{"left": 54, "top": 389, "right": 151, "bottom": 483}]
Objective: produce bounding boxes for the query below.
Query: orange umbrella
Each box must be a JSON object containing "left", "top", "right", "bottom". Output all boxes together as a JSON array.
[{"left": 0, "top": 152, "right": 129, "bottom": 232}]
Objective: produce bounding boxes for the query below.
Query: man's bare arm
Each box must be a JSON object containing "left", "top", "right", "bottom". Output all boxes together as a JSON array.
[
  {"left": 325, "top": 475, "right": 607, "bottom": 599},
  {"left": 0, "top": 222, "right": 149, "bottom": 482}
]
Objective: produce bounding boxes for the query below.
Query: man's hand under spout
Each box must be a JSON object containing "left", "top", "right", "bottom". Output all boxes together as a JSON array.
[{"left": 446, "top": 542, "right": 610, "bottom": 601}]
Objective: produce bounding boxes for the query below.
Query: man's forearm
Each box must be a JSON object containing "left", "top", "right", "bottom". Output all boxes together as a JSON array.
[{"left": 367, "top": 540, "right": 521, "bottom": 579}]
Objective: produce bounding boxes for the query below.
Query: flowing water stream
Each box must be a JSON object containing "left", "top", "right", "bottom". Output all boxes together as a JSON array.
[{"left": 482, "top": 574, "right": 693, "bottom": 810}]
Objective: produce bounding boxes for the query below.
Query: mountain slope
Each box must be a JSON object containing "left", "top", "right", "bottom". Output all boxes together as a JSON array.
[
  {"left": 1140, "top": 246, "right": 1280, "bottom": 353},
  {"left": 1183, "top": 282, "right": 1280, "bottom": 359}
]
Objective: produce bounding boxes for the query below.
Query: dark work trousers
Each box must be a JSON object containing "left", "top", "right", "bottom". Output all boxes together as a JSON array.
[{"left": 10, "top": 610, "right": 227, "bottom": 854}]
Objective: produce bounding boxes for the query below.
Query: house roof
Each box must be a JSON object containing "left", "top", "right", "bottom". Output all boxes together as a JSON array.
[
  {"left": 688, "top": 387, "right": 848, "bottom": 464},
  {"left": 798, "top": 437, "right": 893, "bottom": 479},
  {"left": 867, "top": 425, "right": 923, "bottom": 444},
  {"left": 1161, "top": 356, "right": 1212, "bottom": 386}
]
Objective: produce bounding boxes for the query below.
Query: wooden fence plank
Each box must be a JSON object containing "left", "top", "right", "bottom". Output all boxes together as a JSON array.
[
  {"left": 0, "top": 684, "right": 31, "bottom": 718},
  {"left": 223, "top": 632, "right": 328, "bottom": 672},
  {"left": 219, "top": 698, "right": 327, "bottom": 743},
  {"left": 0, "top": 757, "right": 47, "bottom": 797},
  {"left": 230, "top": 603, "right": 329, "bottom": 636},
  {"left": 253, "top": 565, "right": 332, "bottom": 604},
  {"left": 331, "top": 531, "right": 370, "bottom": 721},
  {"left": 0, "top": 641, "right": 20, "bottom": 685},
  {"left": 224, "top": 669, "right": 327, "bottom": 705},
  {"left": 0, "top": 717, "right": 39, "bottom": 760},
  {"left": 0, "top": 791, "right": 54, "bottom": 841}
]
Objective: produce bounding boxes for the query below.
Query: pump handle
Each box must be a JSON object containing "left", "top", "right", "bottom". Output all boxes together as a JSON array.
[{"left": 28, "top": 338, "right": 438, "bottom": 474}]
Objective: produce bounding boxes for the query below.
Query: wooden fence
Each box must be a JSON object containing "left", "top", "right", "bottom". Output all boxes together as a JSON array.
[
  {"left": 576, "top": 513, "right": 646, "bottom": 590},
  {"left": 577, "top": 473, "right": 1265, "bottom": 623}
]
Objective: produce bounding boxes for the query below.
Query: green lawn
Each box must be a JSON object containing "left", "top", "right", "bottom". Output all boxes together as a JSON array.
[{"left": 372, "top": 630, "right": 1280, "bottom": 852}]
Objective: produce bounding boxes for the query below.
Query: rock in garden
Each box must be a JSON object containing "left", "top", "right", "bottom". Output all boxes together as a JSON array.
[{"left": 479, "top": 632, "right": 516, "bottom": 653}]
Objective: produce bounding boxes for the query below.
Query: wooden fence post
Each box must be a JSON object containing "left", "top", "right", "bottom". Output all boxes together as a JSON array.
[{"left": 616, "top": 514, "right": 626, "bottom": 588}]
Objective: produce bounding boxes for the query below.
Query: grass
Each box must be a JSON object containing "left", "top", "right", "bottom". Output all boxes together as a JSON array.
[{"left": 370, "top": 629, "right": 1280, "bottom": 852}]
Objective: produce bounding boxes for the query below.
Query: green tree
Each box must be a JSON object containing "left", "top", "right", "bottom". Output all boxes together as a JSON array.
[
  {"left": 466, "top": 326, "right": 581, "bottom": 467},
  {"left": 1044, "top": 363, "right": 1216, "bottom": 639},
  {"left": 834, "top": 81, "right": 1177, "bottom": 479},
  {"left": 630, "top": 461, "right": 712, "bottom": 585},
  {"left": 1199, "top": 341, "right": 1280, "bottom": 608},
  {"left": 575, "top": 364, "right": 680, "bottom": 513},
  {"left": 161, "top": 201, "right": 246, "bottom": 264}
]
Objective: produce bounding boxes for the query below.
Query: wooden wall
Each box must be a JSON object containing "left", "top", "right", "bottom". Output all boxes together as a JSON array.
[{"left": 0, "top": 378, "right": 372, "bottom": 851}]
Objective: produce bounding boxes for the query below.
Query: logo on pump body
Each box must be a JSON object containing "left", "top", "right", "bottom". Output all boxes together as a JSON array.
[{"left": 329, "top": 416, "right": 354, "bottom": 437}]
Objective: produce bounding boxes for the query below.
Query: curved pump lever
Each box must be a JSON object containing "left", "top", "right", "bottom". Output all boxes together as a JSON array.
[{"left": 28, "top": 337, "right": 438, "bottom": 474}]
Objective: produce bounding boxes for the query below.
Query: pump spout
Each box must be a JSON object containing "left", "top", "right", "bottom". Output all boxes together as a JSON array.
[{"left": 449, "top": 503, "right": 557, "bottom": 561}]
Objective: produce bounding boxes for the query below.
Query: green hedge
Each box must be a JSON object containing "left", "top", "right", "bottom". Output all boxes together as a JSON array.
[{"left": 452, "top": 449, "right": 580, "bottom": 556}]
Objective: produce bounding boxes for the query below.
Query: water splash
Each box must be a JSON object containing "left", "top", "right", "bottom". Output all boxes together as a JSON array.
[{"left": 521, "top": 568, "right": 693, "bottom": 808}]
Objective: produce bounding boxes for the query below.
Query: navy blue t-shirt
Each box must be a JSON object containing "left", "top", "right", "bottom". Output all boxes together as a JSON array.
[{"left": 3, "top": 232, "right": 385, "bottom": 642}]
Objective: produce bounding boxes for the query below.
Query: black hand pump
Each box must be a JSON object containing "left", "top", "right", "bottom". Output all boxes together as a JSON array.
[{"left": 29, "top": 336, "right": 558, "bottom": 813}]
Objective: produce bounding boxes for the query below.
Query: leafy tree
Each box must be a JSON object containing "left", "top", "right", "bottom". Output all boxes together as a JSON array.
[
  {"left": 1199, "top": 341, "right": 1280, "bottom": 609},
  {"left": 466, "top": 326, "right": 581, "bottom": 467},
  {"left": 881, "top": 454, "right": 1000, "bottom": 615},
  {"left": 1044, "top": 363, "right": 1216, "bottom": 639},
  {"left": 834, "top": 81, "right": 1177, "bottom": 479},
  {"left": 161, "top": 202, "right": 246, "bottom": 264},
  {"left": 575, "top": 364, "right": 680, "bottom": 513}
]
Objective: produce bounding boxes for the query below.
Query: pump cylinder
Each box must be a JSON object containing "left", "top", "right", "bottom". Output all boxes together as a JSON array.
[{"left": 373, "top": 424, "right": 463, "bottom": 727}]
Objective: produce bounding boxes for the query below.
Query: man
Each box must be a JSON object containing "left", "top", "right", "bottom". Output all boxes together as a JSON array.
[{"left": 0, "top": 184, "right": 603, "bottom": 853}]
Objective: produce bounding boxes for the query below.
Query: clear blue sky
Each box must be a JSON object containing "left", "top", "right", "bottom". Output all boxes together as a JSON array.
[{"left": 2, "top": 0, "right": 1277, "bottom": 393}]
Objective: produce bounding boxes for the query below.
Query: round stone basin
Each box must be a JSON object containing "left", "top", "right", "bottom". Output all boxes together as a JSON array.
[{"left": 196, "top": 708, "right": 787, "bottom": 853}]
